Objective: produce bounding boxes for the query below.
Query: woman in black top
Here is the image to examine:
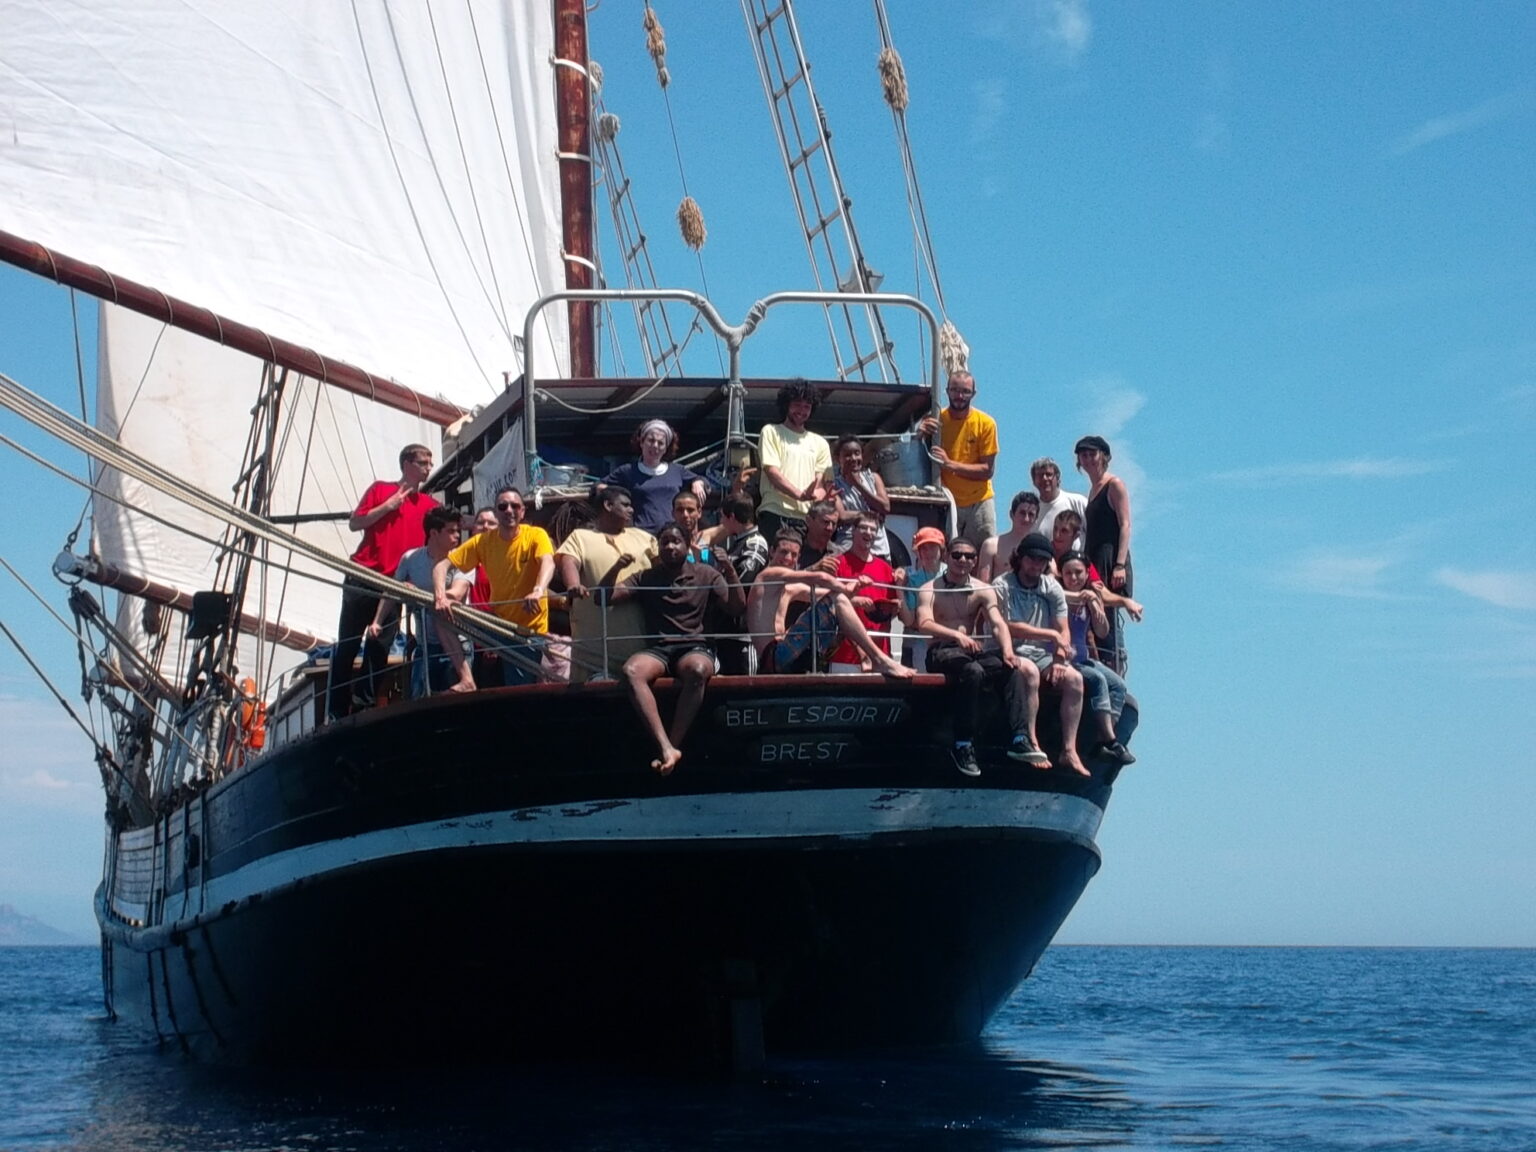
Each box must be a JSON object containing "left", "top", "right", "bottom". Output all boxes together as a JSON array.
[
  {"left": 1074, "top": 435, "right": 1132, "bottom": 596},
  {"left": 1075, "top": 435, "right": 1133, "bottom": 672}
]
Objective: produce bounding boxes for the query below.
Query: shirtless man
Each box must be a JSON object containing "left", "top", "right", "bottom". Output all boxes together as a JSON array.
[
  {"left": 978, "top": 490, "right": 1040, "bottom": 582},
  {"left": 915, "top": 536, "right": 1036, "bottom": 778},
  {"left": 747, "top": 530, "right": 914, "bottom": 680}
]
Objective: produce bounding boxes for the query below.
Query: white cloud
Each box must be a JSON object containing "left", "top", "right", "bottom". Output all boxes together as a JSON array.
[
  {"left": 1499, "top": 383, "right": 1536, "bottom": 421},
  {"left": 0, "top": 696, "right": 99, "bottom": 806},
  {"left": 978, "top": 0, "right": 1092, "bottom": 64},
  {"left": 970, "top": 78, "right": 1008, "bottom": 146},
  {"left": 1391, "top": 90, "right": 1531, "bottom": 155},
  {"left": 1076, "top": 377, "right": 1150, "bottom": 516},
  {"left": 1209, "top": 456, "right": 1447, "bottom": 485},
  {"left": 1278, "top": 548, "right": 1405, "bottom": 600},
  {"left": 1083, "top": 379, "right": 1145, "bottom": 437},
  {"left": 1043, "top": 0, "right": 1092, "bottom": 61},
  {"left": 1194, "top": 111, "right": 1230, "bottom": 153},
  {"left": 1434, "top": 568, "right": 1536, "bottom": 611}
]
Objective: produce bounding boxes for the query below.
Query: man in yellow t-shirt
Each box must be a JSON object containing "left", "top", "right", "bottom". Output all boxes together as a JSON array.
[
  {"left": 919, "top": 370, "right": 999, "bottom": 545},
  {"left": 434, "top": 486, "right": 554, "bottom": 686}
]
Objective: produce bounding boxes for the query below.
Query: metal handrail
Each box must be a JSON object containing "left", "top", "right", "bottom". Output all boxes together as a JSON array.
[{"left": 518, "top": 287, "right": 944, "bottom": 493}]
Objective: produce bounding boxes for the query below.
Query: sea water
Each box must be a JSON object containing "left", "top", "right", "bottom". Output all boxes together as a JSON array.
[{"left": 2, "top": 945, "right": 1532, "bottom": 1150}]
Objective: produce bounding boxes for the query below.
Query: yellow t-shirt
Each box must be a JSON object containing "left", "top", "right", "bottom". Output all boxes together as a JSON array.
[
  {"left": 447, "top": 526, "right": 554, "bottom": 633},
  {"left": 938, "top": 406, "right": 998, "bottom": 507}
]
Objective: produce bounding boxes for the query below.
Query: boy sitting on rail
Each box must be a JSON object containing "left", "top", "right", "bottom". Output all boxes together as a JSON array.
[{"left": 595, "top": 525, "right": 743, "bottom": 775}]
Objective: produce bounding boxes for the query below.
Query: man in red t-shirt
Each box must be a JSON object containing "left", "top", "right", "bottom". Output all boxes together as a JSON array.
[
  {"left": 827, "top": 514, "right": 899, "bottom": 671},
  {"left": 327, "top": 443, "right": 439, "bottom": 719}
]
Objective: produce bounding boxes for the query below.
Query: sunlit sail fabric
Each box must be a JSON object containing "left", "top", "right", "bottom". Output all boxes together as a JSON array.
[
  {"left": 95, "top": 306, "right": 445, "bottom": 687},
  {"left": 0, "top": 0, "right": 569, "bottom": 403}
]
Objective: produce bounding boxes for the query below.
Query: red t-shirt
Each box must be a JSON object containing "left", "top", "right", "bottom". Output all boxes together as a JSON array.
[
  {"left": 349, "top": 481, "right": 439, "bottom": 575},
  {"left": 828, "top": 551, "right": 896, "bottom": 665}
]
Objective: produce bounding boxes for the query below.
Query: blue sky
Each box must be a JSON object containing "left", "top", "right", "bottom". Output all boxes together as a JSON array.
[{"left": 1, "top": 1, "right": 1533, "bottom": 944}]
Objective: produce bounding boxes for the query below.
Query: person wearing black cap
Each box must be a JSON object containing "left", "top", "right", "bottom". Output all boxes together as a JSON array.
[
  {"left": 992, "top": 532, "right": 1089, "bottom": 777},
  {"left": 1075, "top": 434, "right": 1133, "bottom": 673}
]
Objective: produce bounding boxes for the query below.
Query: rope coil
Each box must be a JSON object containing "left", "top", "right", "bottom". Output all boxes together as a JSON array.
[
  {"left": 677, "top": 196, "right": 707, "bottom": 250},
  {"left": 877, "top": 46, "right": 909, "bottom": 111},
  {"left": 643, "top": 6, "right": 670, "bottom": 88}
]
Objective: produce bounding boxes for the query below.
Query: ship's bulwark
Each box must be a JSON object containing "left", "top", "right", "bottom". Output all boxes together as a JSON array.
[{"left": 98, "top": 678, "right": 1132, "bottom": 1064}]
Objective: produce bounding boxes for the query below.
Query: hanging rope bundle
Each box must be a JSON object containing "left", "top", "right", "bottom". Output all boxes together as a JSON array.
[
  {"left": 677, "top": 196, "right": 706, "bottom": 250},
  {"left": 643, "top": 5, "right": 670, "bottom": 88},
  {"left": 596, "top": 112, "right": 620, "bottom": 144},
  {"left": 877, "top": 46, "right": 909, "bottom": 112},
  {"left": 589, "top": 60, "right": 604, "bottom": 92},
  {"left": 939, "top": 320, "right": 970, "bottom": 376}
]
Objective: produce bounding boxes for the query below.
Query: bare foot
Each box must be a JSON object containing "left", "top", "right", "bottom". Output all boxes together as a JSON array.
[
  {"left": 651, "top": 746, "right": 683, "bottom": 776},
  {"left": 447, "top": 678, "right": 476, "bottom": 694},
  {"left": 1058, "top": 750, "right": 1091, "bottom": 778},
  {"left": 879, "top": 659, "right": 917, "bottom": 680}
]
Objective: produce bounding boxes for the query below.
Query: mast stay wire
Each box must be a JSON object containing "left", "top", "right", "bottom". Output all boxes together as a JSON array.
[
  {"left": 350, "top": 0, "right": 500, "bottom": 399},
  {"left": 0, "top": 556, "right": 230, "bottom": 793},
  {"left": 871, "top": 0, "right": 968, "bottom": 375},
  {"left": 466, "top": 2, "right": 563, "bottom": 376},
  {"left": 0, "top": 431, "right": 344, "bottom": 596},
  {"left": 64, "top": 288, "right": 93, "bottom": 549},
  {"left": 640, "top": 2, "right": 727, "bottom": 376},
  {"left": 0, "top": 373, "right": 550, "bottom": 653}
]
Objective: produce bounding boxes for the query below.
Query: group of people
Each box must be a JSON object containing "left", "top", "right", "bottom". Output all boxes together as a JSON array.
[{"left": 326, "top": 372, "right": 1139, "bottom": 779}]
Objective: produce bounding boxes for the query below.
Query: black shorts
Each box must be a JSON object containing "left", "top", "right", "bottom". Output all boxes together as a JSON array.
[{"left": 636, "top": 640, "right": 719, "bottom": 676}]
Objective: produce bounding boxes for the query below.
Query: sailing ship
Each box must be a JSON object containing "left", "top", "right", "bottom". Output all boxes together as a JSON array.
[{"left": 0, "top": 2, "right": 1137, "bottom": 1064}]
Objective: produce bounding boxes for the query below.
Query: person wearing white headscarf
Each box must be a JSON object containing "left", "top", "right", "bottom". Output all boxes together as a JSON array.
[{"left": 599, "top": 419, "right": 708, "bottom": 534}]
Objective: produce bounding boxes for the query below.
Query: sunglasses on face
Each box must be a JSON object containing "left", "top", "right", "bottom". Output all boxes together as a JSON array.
[
  {"left": 949, "top": 551, "right": 976, "bottom": 561},
  {"left": 496, "top": 501, "right": 523, "bottom": 511}
]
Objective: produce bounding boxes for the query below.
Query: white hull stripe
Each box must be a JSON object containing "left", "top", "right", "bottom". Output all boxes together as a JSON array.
[{"left": 184, "top": 788, "right": 1103, "bottom": 915}]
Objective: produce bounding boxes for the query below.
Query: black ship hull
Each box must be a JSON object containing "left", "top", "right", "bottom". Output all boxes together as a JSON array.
[{"left": 98, "top": 675, "right": 1132, "bottom": 1064}]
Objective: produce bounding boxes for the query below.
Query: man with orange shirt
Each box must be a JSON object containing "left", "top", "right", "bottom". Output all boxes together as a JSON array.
[
  {"left": 328, "top": 443, "right": 439, "bottom": 720},
  {"left": 918, "top": 370, "right": 999, "bottom": 545},
  {"left": 433, "top": 486, "right": 554, "bottom": 686}
]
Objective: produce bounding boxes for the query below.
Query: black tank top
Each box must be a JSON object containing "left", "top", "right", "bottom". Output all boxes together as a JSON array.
[{"left": 1084, "top": 485, "right": 1130, "bottom": 593}]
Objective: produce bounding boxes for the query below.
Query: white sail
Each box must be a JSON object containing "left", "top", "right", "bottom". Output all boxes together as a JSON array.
[
  {"left": 1, "top": 1, "right": 575, "bottom": 687},
  {"left": 94, "top": 304, "right": 444, "bottom": 688},
  {"left": 0, "top": 0, "right": 570, "bottom": 402}
]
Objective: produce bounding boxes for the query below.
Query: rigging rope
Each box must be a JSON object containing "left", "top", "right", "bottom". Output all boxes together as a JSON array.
[
  {"left": 871, "top": 0, "right": 968, "bottom": 376},
  {"left": 639, "top": 2, "right": 725, "bottom": 373},
  {"left": 0, "top": 372, "right": 543, "bottom": 656}
]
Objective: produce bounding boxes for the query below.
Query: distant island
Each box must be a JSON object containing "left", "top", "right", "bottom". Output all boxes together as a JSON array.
[{"left": 0, "top": 904, "right": 87, "bottom": 946}]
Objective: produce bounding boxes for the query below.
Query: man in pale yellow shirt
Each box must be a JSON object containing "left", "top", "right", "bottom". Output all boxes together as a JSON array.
[{"left": 919, "top": 370, "right": 999, "bottom": 544}]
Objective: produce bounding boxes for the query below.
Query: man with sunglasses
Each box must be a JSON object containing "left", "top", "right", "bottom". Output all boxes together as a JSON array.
[
  {"left": 914, "top": 536, "right": 1035, "bottom": 778},
  {"left": 328, "top": 443, "right": 440, "bottom": 720},
  {"left": 434, "top": 487, "right": 554, "bottom": 686}
]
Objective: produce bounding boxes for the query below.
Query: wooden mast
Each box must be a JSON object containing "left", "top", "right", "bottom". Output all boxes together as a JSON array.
[
  {"left": 555, "top": 0, "right": 597, "bottom": 379},
  {"left": 0, "top": 228, "right": 465, "bottom": 429}
]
